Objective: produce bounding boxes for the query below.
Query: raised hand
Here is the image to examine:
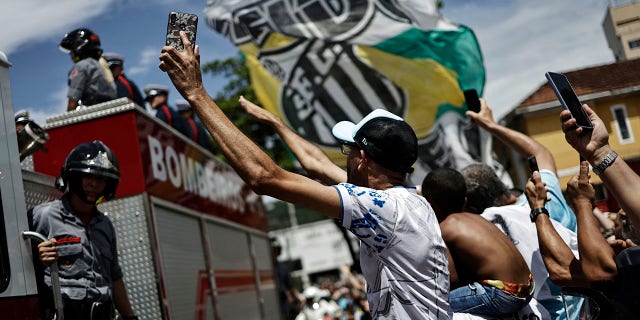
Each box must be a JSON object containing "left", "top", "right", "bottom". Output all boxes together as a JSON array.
[
  {"left": 566, "top": 161, "right": 595, "bottom": 209},
  {"left": 560, "top": 104, "right": 611, "bottom": 165},
  {"left": 159, "top": 31, "right": 204, "bottom": 101},
  {"left": 525, "top": 171, "right": 549, "bottom": 209},
  {"left": 239, "top": 96, "right": 281, "bottom": 126},
  {"left": 465, "top": 98, "right": 496, "bottom": 130}
]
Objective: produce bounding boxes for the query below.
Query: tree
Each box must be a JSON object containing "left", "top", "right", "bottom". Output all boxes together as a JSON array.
[{"left": 201, "top": 54, "right": 299, "bottom": 172}]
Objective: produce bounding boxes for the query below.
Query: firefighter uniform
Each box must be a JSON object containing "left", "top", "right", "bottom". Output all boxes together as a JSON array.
[
  {"left": 144, "top": 84, "right": 193, "bottom": 140},
  {"left": 67, "top": 57, "right": 117, "bottom": 106},
  {"left": 102, "top": 52, "right": 145, "bottom": 107},
  {"left": 30, "top": 195, "right": 120, "bottom": 320},
  {"left": 28, "top": 141, "right": 138, "bottom": 320},
  {"left": 176, "top": 99, "right": 217, "bottom": 153}
]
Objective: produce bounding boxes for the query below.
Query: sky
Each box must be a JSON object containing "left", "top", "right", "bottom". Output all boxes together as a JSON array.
[{"left": 1, "top": 0, "right": 619, "bottom": 126}]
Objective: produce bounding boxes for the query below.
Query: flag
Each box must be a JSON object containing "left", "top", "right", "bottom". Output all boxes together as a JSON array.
[{"left": 205, "top": 0, "right": 512, "bottom": 186}]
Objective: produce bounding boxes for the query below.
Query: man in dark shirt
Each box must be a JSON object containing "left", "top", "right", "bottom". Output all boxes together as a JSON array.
[
  {"left": 143, "top": 84, "right": 192, "bottom": 140},
  {"left": 102, "top": 52, "right": 145, "bottom": 107},
  {"left": 175, "top": 99, "right": 216, "bottom": 152}
]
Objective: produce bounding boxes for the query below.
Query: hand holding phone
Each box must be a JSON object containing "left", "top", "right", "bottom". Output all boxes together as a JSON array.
[
  {"left": 545, "top": 72, "right": 593, "bottom": 129},
  {"left": 528, "top": 155, "right": 539, "bottom": 174},
  {"left": 166, "top": 12, "right": 198, "bottom": 51},
  {"left": 464, "top": 89, "right": 481, "bottom": 113}
]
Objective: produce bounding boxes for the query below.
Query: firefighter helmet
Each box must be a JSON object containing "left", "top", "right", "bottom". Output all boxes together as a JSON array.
[
  {"left": 59, "top": 28, "right": 102, "bottom": 58},
  {"left": 59, "top": 140, "right": 120, "bottom": 202}
]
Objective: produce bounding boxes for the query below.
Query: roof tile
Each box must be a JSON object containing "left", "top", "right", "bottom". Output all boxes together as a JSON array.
[{"left": 517, "top": 59, "right": 640, "bottom": 108}]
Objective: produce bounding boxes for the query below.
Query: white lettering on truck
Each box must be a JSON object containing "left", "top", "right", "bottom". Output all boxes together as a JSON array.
[{"left": 147, "top": 135, "right": 251, "bottom": 213}]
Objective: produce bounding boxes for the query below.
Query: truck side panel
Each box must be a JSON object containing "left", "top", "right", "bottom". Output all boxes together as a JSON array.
[{"left": 99, "top": 194, "right": 164, "bottom": 320}]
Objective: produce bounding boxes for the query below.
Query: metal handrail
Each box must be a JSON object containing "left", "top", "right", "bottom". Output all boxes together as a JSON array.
[{"left": 23, "top": 231, "right": 64, "bottom": 320}]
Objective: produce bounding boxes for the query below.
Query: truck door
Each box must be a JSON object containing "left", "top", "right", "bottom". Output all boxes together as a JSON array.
[{"left": 0, "top": 51, "right": 40, "bottom": 318}]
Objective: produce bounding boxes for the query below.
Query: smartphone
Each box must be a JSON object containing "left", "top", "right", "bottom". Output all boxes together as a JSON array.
[
  {"left": 528, "top": 155, "right": 539, "bottom": 174},
  {"left": 166, "top": 12, "right": 198, "bottom": 51},
  {"left": 545, "top": 72, "right": 593, "bottom": 129},
  {"left": 463, "top": 89, "right": 481, "bottom": 113}
]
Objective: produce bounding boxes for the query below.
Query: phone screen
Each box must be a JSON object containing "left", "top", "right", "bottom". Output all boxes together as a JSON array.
[
  {"left": 166, "top": 12, "right": 198, "bottom": 51},
  {"left": 463, "top": 89, "right": 481, "bottom": 113},
  {"left": 545, "top": 72, "right": 593, "bottom": 129}
]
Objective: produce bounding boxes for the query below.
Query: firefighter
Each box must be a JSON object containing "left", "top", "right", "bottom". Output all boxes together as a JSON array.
[
  {"left": 143, "top": 84, "right": 192, "bottom": 139},
  {"left": 14, "top": 109, "right": 32, "bottom": 132},
  {"left": 29, "top": 141, "right": 138, "bottom": 320},
  {"left": 102, "top": 52, "right": 145, "bottom": 107},
  {"left": 175, "top": 99, "right": 216, "bottom": 152},
  {"left": 59, "top": 28, "right": 117, "bottom": 111}
]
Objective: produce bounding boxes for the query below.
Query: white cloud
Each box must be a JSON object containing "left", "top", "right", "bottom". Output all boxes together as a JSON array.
[
  {"left": 33, "top": 85, "right": 71, "bottom": 125},
  {"left": 0, "top": 0, "right": 114, "bottom": 54},
  {"left": 128, "top": 46, "right": 162, "bottom": 76},
  {"left": 443, "top": 0, "right": 614, "bottom": 119},
  {"left": 4, "top": 0, "right": 620, "bottom": 127}
]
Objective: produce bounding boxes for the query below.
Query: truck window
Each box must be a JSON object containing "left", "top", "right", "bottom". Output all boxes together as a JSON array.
[{"left": 0, "top": 189, "right": 10, "bottom": 292}]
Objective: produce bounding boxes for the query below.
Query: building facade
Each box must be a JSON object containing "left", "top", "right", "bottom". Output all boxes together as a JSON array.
[
  {"left": 499, "top": 58, "right": 640, "bottom": 211},
  {"left": 603, "top": 2, "right": 640, "bottom": 61}
]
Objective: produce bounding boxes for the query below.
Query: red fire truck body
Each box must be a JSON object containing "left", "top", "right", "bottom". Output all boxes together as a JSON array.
[{"left": 0, "top": 52, "right": 280, "bottom": 320}]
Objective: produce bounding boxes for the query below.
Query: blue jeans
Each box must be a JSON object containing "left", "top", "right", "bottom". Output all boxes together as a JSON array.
[{"left": 449, "top": 282, "right": 532, "bottom": 315}]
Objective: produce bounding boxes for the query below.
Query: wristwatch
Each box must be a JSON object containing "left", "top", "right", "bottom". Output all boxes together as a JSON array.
[
  {"left": 592, "top": 150, "right": 618, "bottom": 175},
  {"left": 530, "top": 207, "right": 549, "bottom": 223}
]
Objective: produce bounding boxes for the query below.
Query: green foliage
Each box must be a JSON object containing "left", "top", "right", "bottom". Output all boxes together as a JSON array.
[{"left": 201, "top": 54, "right": 300, "bottom": 172}]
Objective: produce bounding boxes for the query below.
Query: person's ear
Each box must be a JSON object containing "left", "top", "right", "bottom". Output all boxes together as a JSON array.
[{"left": 357, "top": 149, "right": 367, "bottom": 171}]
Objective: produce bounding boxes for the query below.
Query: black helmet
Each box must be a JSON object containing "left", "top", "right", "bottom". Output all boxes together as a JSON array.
[
  {"left": 59, "top": 140, "right": 120, "bottom": 202},
  {"left": 14, "top": 109, "right": 32, "bottom": 125},
  {"left": 59, "top": 28, "right": 102, "bottom": 59}
]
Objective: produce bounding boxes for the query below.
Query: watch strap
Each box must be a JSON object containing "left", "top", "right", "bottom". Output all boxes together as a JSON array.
[
  {"left": 530, "top": 207, "right": 549, "bottom": 223},
  {"left": 592, "top": 150, "right": 618, "bottom": 175}
]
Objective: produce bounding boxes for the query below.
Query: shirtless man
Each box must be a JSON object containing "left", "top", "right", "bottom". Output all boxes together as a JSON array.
[{"left": 423, "top": 168, "right": 533, "bottom": 315}]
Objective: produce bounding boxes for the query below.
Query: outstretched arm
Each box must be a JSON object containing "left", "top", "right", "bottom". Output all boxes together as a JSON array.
[
  {"left": 467, "top": 99, "right": 556, "bottom": 173},
  {"left": 159, "top": 32, "right": 341, "bottom": 219},
  {"left": 239, "top": 98, "right": 346, "bottom": 185},
  {"left": 566, "top": 161, "right": 618, "bottom": 283},
  {"left": 525, "top": 172, "right": 588, "bottom": 286},
  {"left": 561, "top": 105, "right": 640, "bottom": 233}
]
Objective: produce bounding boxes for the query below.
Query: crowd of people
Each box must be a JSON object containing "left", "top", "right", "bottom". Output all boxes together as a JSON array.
[
  {"left": 24, "top": 26, "right": 640, "bottom": 320},
  {"left": 158, "top": 31, "right": 640, "bottom": 319}
]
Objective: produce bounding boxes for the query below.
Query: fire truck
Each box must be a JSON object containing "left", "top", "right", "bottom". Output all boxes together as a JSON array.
[{"left": 0, "top": 52, "right": 281, "bottom": 319}]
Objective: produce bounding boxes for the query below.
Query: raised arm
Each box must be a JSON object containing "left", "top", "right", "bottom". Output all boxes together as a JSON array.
[
  {"left": 561, "top": 105, "right": 640, "bottom": 233},
  {"left": 565, "top": 161, "right": 617, "bottom": 283},
  {"left": 239, "top": 97, "right": 346, "bottom": 185},
  {"left": 159, "top": 32, "right": 341, "bottom": 219},
  {"left": 525, "top": 171, "right": 588, "bottom": 286},
  {"left": 467, "top": 99, "right": 556, "bottom": 173}
]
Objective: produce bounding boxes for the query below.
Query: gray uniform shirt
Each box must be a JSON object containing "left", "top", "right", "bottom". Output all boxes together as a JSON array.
[
  {"left": 67, "top": 58, "right": 117, "bottom": 106},
  {"left": 30, "top": 195, "right": 123, "bottom": 302}
]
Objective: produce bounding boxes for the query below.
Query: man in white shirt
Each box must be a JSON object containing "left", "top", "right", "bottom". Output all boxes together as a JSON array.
[{"left": 159, "top": 33, "right": 451, "bottom": 319}]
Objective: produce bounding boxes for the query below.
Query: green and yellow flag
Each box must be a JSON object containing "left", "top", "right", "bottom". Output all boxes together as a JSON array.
[{"left": 205, "top": 0, "right": 511, "bottom": 186}]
